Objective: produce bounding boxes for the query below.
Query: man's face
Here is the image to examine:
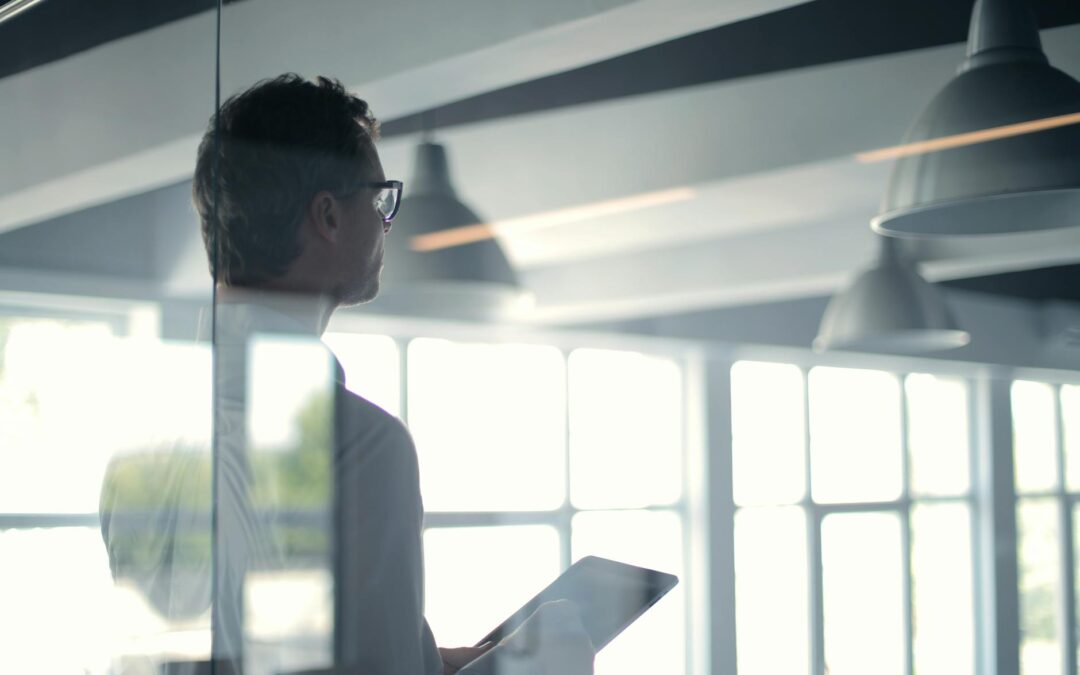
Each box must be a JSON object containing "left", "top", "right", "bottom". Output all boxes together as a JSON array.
[{"left": 335, "top": 144, "right": 388, "bottom": 306}]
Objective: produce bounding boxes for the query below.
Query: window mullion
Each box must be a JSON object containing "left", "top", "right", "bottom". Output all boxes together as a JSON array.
[
  {"left": 804, "top": 369, "right": 826, "bottom": 675},
  {"left": 0, "top": 513, "right": 100, "bottom": 529},
  {"left": 808, "top": 506, "right": 826, "bottom": 675},
  {"left": 969, "top": 376, "right": 988, "bottom": 675},
  {"left": 1055, "top": 384, "right": 1077, "bottom": 675},
  {"left": 422, "top": 512, "right": 566, "bottom": 528},
  {"left": 899, "top": 374, "right": 915, "bottom": 675},
  {"left": 975, "top": 375, "right": 1021, "bottom": 675},
  {"left": 561, "top": 348, "right": 573, "bottom": 571},
  {"left": 704, "top": 357, "right": 737, "bottom": 675},
  {"left": 397, "top": 336, "right": 410, "bottom": 426}
]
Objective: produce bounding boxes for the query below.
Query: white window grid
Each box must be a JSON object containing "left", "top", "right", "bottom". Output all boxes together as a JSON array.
[
  {"left": 388, "top": 333, "right": 699, "bottom": 672},
  {"left": 0, "top": 302, "right": 135, "bottom": 532},
  {"left": 0, "top": 314, "right": 704, "bottom": 673},
  {"left": 742, "top": 365, "right": 982, "bottom": 675},
  {"left": 17, "top": 303, "right": 1080, "bottom": 675},
  {"left": 1013, "top": 379, "right": 1080, "bottom": 675}
]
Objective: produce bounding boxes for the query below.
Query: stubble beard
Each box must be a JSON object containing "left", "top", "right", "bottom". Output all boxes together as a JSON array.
[{"left": 336, "top": 268, "right": 381, "bottom": 307}]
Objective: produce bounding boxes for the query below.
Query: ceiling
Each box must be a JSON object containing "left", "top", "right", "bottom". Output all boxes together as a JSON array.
[
  {"left": 379, "top": 0, "right": 1080, "bottom": 135},
  {"left": 0, "top": 0, "right": 228, "bottom": 80},
  {"left": 2, "top": 0, "right": 1079, "bottom": 328}
]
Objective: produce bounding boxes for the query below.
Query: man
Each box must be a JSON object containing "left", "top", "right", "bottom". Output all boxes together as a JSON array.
[{"left": 188, "top": 74, "right": 593, "bottom": 675}]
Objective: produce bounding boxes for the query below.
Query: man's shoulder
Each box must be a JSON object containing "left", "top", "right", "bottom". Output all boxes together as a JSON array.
[
  {"left": 334, "top": 384, "right": 413, "bottom": 448},
  {"left": 336, "top": 384, "right": 402, "bottom": 425}
]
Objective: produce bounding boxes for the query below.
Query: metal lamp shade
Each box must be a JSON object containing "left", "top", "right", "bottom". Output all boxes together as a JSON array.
[
  {"left": 372, "top": 142, "right": 525, "bottom": 320},
  {"left": 872, "top": 0, "right": 1080, "bottom": 238},
  {"left": 814, "top": 245, "right": 970, "bottom": 352}
]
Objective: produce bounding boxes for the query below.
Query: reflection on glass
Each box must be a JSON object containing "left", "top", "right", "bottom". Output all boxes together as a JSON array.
[
  {"left": 569, "top": 349, "right": 682, "bottom": 509},
  {"left": 0, "top": 319, "right": 131, "bottom": 513},
  {"left": 245, "top": 569, "right": 332, "bottom": 674},
  {"left": 0, "top": 528, "right": 124, "bottom": 673},
  {"left": 424, "top": 525, "right": 561, "bottom": 648},
  {"left": 322, "top": 332, "right": 400, "bottom": 416},
  {"left": 1012, "top": 381, "right": 1059, "bottom": 494},
  {"left": 571, "top": 510, "right": 685, "bottom": 675},
  {"left": 246, "top": 335, "right": 335, "bottom": 524},
  {"left": 92, "top": 337, "right": 214, "bottom": 674},
  {"left": 731, "top": 361, "right": 805, "bottom": 506},
  {"left": 911, "top": 503, "right": 974, "bottom": 675},
  {"left": 243, "top": 335, "right": 337, "bottom": 673},
  {"left": 4, "top": 0, "right": 218, "bottom": 666},
  {"left": 0, "top": 319, "right": 217, "bottom": 671},
  {"left": 1063, "top": 385, "right": 1080, "bottom": 492},
  {"left": 1017, "top": 499, "right": 1061, "bottom": 675},
  {"left": 248, "top": 337, "right": 337, "bottom": 453},
  {"left": 734, "top": 507, "right": 809, "bottom": 675},
  {"left": 810, "top": 368, "right": 902, "bottom": 503},
  {"left": 906, "top": 374, "right": 970, "bottom": 496},
  {"left": 822, "top": 512, "right": 904, "bottom": 675},
  {"left": 408, "top": 339, "right": 566, "bottom": 512}
]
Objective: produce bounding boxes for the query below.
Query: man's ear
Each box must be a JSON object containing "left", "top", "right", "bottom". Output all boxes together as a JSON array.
[{"left": 307, "top": 190, "right": 341, "bottom": 243}]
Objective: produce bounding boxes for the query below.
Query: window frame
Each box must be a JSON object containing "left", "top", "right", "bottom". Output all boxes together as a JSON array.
[
  {"left": 285, "top": 311, "right": 709, "bottom": 674},
  {"left": 1, "top": 306, "right": 708, "bottom": 673},
  {"left": 0, "top": 301, "right": 146, "bottom": 530},
  {"left": 16, "top": 300, "right": 1080, "bottom": 675},
  {"left": 1012, "top": 378, "right": 1080, "bottom": 675},
  {"left": 727, "top": 360, "right": 981, "bottom": 675}
]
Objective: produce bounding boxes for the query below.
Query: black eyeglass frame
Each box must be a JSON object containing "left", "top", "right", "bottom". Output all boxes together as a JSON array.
[{"left": 356, "top": 179, "right": 403, "bottom": 226}]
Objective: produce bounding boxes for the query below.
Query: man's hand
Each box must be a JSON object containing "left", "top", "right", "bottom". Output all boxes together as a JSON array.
[{"left": 441, "top": 643, "right": 494, "bottom": 675}]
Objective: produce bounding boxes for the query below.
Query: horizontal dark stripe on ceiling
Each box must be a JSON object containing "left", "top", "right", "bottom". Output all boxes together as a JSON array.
[
  {"left": 0, "top": 0, "right": 240, "bottom": 81},
  {"left": 4, "top": 0, "right": 1079, "bottom": 304},
  {"left": 380, "top": 0, "right": 1080, "bottom": 136},
  {"left": 6, "top": 1, "right": 1080, "bottom": 120},
  {"left": 943, "top": 263, "right": 1080, "bottom": 302}
]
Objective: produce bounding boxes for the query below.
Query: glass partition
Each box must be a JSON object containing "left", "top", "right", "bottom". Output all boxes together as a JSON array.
[
  {"left": 0, "top": 1, "right": 219, "bottom": 672},
  {"left": 7, "top": 1, "right": 1080, "bottom": 674}
]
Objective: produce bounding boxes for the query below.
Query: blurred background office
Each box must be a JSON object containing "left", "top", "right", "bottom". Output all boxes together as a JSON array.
[{"left": 1, "top": 0, "right": 1079, "bottom": 673}]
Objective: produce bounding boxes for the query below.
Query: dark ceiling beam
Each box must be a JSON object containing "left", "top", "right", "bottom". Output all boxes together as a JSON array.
[
  {"left": 943, "top": 263, "right": 1080, "bottom": 301},
  {"left": 380, "top": 0, "right": 1080, "bottom": 137},
  {"left": 0, "top": 0, "right": 242, "bottom": 81},
  {"left": 6, "top": 0, "right": 1079, "bottom": 129}
]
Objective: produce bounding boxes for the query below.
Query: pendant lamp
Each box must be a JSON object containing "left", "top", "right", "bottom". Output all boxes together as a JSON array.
[
  {"left": 872, "top": 0, "right": 1080, "bottom": 237},
  {"left": 372, "top": 141, "right": 526, "bottom": 320},
  {"left": 814, "top": 238, "right": 970, "bottom": 352}
]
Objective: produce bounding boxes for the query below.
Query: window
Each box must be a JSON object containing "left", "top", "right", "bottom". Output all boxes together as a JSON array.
[
  {"left": 567, "top": 349, "right": 687, "bottom": 675},
  {"left": 731, "top": 361, "right": 976, "bottom": 675},
  {"left": 1011, "top": 380, "right": 1080, "bottom": 675},
  {"left": 13, "top": 309, "right": 1080, "bottom": 675},
  {"left": 0, "top": 314, "right": 215, "bottom": 672},
  {"left": 408, "top": 338, "right": 566, "bottom": 512},
  {"left": 330, "top": 335, "right": 694, "bottom": 674},
  {"left": 1, "top": 319, "right": 695, "bottom": 673}
]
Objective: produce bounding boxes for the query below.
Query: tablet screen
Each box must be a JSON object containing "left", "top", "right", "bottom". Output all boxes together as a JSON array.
[{"left": 477, "top": 556, "right": 678, "bottom": 651}]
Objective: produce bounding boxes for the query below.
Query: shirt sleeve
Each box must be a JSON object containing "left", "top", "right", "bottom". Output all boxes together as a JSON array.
[{"left": 333, "top": 394, "right": 442, "bottom": 675}]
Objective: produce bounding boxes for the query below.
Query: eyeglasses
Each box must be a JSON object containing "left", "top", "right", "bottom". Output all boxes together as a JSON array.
[{"left": 358, "top": 180, "right": 403, "bottom": 229}]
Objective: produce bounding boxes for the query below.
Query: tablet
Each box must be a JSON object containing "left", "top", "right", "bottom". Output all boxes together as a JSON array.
[{"left": 476, "top": 556, "right": 678, "bottom": 651}]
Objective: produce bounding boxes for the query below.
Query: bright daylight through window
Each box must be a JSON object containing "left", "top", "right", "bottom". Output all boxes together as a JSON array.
[
  {"left": 331, "top": 336, "right": 691, "bottom": 675},
  {"left": 0, "top": 317, "right": 693, "bottom": 674},
  {"left": 1011, "top": 380, "right": 1080, "bottom": 675},
  {"left": 731, "top": 361, "right": 975, "bottom": 675}
]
